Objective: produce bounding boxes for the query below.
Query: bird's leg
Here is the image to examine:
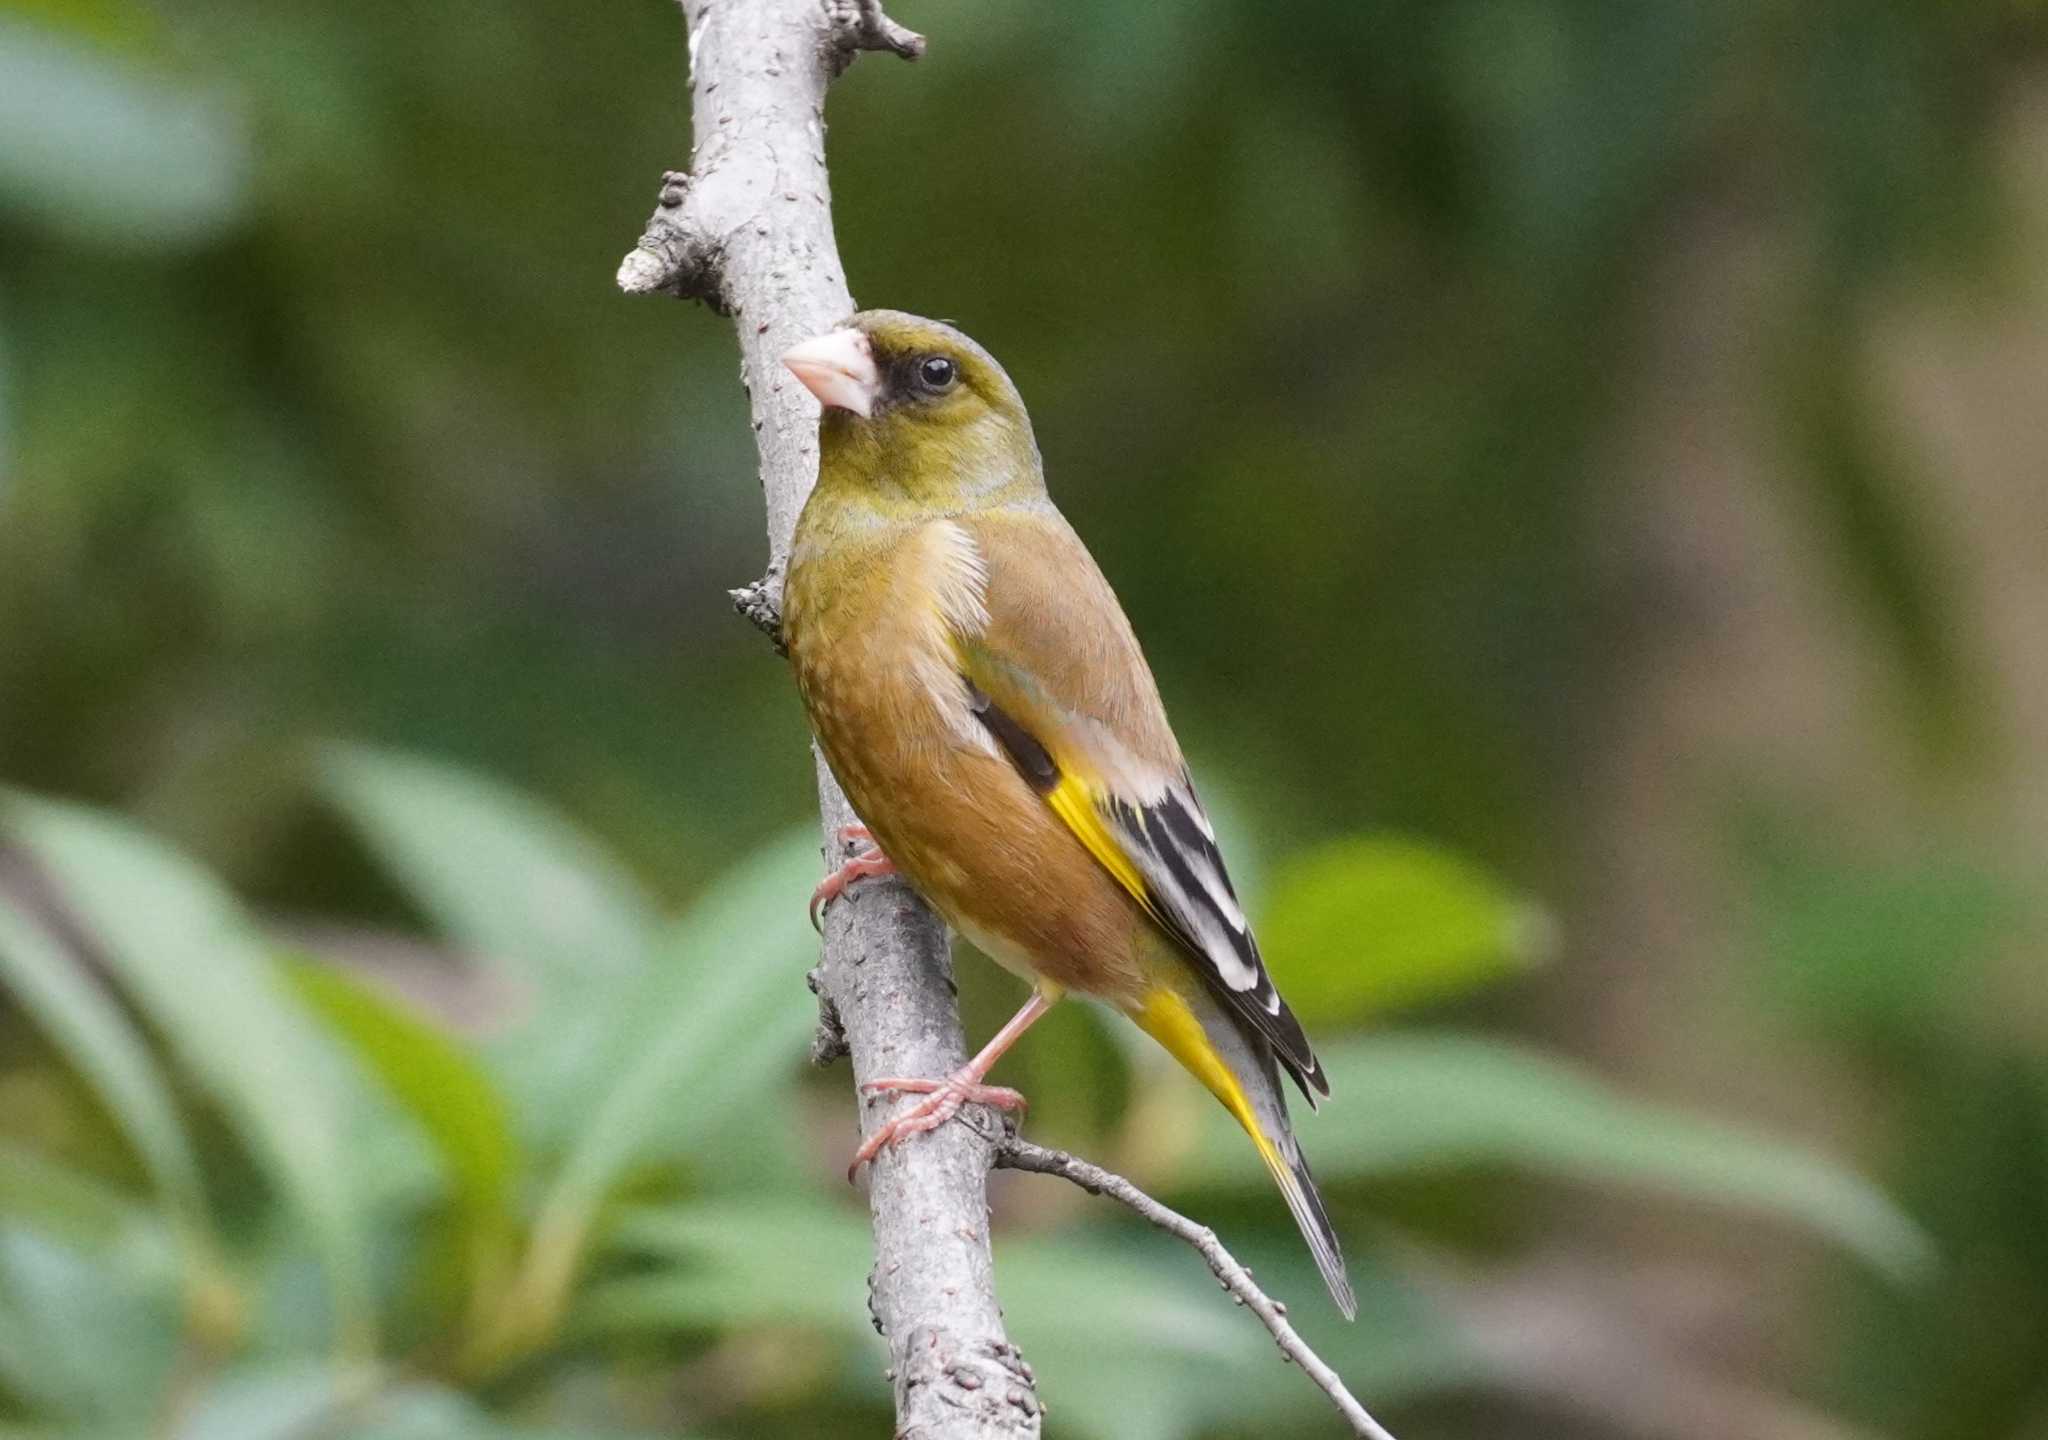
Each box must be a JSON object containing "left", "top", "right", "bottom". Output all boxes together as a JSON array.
[
  {"left": 848, "top": 992, "right": 1054, "bottom": 1180},
  {"left": 809, "top": 824, "right": 896, "bottom": 930}
]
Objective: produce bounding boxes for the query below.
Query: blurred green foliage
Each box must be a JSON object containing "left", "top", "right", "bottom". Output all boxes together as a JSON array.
[
  {"left": 1257, "top": 836, "right": 1549, "bottom": 1023},
  {"left": 3, "top": 0, "right": 2046, "bottom": 1435},
  {"left": 0, "top": 759, "right": 1923, "bottom": 1436}
]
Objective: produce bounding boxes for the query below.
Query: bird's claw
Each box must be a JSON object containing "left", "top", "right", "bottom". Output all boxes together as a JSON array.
[
  {"left": 809, "top": 825, "right": 896, "bottom": 931},
  {"left": 846, "top": 1071, "right": 1029, "bottom": 1181}
]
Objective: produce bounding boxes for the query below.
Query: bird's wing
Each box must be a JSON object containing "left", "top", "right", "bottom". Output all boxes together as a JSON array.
[{"left": 952, "top": 508, "right": 1328, "bottom": 1103}]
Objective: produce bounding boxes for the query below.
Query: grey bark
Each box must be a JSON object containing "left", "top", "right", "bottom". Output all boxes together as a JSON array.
[{"left": 617, "top": 2, "right": 1041, "bottom": 1434}]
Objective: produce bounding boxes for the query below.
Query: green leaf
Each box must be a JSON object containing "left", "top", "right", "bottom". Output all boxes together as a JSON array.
[
  {"left": 1011, "top": 1222, "right": 1459, "bottom": 1439},
  {"left": 0, "top": 1140, "right": 168, "bottom": 1260},
  {"left": 1, "top": 791, "right": 375, "bottom": 1348},
  {"left": 349, "top": 1385, "right": 676, "bottom": 1440},
  {"left": 586, "top": 1198, "right": 1260, "bottom": 1440},
  {"left": 170, "top": 1366, "right": 683, "bottom": 1440},
  {"left": 1194, "top": 1032, "right": 1932, "bottom": 1280},
  {"left": 568, "top": 822, "right": 822, "bottom": 1173},
  {"left": 282, "top": 957, "right": 521, "bottom": 1291},
  {"left": 1258, "top": 836, "right": 1551, "bottom": 1022},
  {"left": 0, "top": 1148, "right": 245, "bottom": 1378},
  {"left": 317, "top": 746, "right": 674, "bottom": 1167},
  {"left": 991, "top": 1234, "right": 1260, "bottom": 1440},
  {"left": 0, "top": 1227, "right": 181, "bottom": 1423},
  {"left": 1152, "top": 1235, "right": 1471, "bottom": 1432},
  {"left": 593, "top": 1198, "right": 1457, "bottom": 1440},
  {"left": 169, "top": 1362, "right": 377, "bottom": 1440},
  {"left": 583, "top": 1198, "right": 872, "bottom": 1339},
  {"left": 0, "top": 896, "right": 212, "bottom": 1245},
  {"left": 493, "top": 826, "right": 821, "bottom": 1357},
  {"left": 317, "top": 744, "right": 662, "bottom": 992}
]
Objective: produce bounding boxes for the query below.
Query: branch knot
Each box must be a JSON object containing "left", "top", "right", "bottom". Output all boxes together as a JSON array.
[
  {"left": 825, "top": 0, "right": 926, "bottom": 73},
  {"left": 616, "top": 171, "right": 732, "bottom": 310},
  {"left": 729, "top": 572, "right": 787, "bottom": 654},
  {"left": 807, "top": 963, "right": 849, "bottom": 1065}
]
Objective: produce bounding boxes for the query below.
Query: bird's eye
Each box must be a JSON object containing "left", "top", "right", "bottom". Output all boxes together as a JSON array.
[{"left": 917, "top": 355, "right": 958, "bottom": 390}]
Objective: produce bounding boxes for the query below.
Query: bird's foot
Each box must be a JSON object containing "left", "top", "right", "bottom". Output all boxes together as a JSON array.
[
  {"left": 846, "top": 1069, "right": 1029, "bottom": 1180},
  {"left": 810, "top": 825, "right": 896, "bottom": 930}
]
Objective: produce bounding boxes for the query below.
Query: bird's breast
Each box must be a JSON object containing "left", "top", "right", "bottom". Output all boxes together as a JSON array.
[
  {"left": 785, "top": 518, "right": 996, "bottom": 767},
  {"left": 783, "top": 518, "right": 1151, "bottom": 1003}
]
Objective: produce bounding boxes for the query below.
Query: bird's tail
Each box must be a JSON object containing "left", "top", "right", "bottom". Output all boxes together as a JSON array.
[{"left": 1128, "top": 982, "right": 1357, "bottom": 1320}]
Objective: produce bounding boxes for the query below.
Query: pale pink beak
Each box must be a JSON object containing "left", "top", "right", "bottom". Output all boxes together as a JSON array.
[{"left": 781, "top": 328, "right": 880, "bottom": 417}]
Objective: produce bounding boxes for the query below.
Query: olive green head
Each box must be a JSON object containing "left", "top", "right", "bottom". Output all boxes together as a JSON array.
[{"left": 782, "top": 310, "right": 1041, "bottom": 507}]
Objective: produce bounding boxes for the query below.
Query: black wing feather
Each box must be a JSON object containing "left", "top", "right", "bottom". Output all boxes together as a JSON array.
[
  {"left": 968, "top": 677, "right": 1328, "bottom": 1105},
  {"left": 1114, "top": 784, "right": 1328, "bottom": 1104}
]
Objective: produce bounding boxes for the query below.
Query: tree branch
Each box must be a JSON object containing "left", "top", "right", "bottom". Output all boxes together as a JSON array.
[
  {"left": 997, "top": 1140, "right": 1400, "bottom": 1440},
  {"left": 622, "top": 5, "right": 1396, "bottom": 1435},
  {"left": 619, "top": 2, "right": 1040, "bottom": 1433}
]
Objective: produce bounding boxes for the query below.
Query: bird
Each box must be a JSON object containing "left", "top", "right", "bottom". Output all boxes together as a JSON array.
[{"left": 779, "top": 310, "right": 1355, "bottom": 1319}]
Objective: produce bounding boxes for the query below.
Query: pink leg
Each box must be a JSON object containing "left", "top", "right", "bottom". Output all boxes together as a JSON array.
[
  {"left": 810, "top": 825, "right": 897, "bottom": 931},
  {"left": 848, "top": 992, "right": 1055, "bottom": 1180}
]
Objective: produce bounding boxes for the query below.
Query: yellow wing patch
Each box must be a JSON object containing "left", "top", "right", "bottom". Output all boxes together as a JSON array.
[{"left": 1043, "top": 772, "right": 1151, "bottom": 905}]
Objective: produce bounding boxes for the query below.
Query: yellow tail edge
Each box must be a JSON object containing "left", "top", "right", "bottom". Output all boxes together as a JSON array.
[
  {"left": 1130, "top": 986, "right": 1273, "bottom": 1158},
  {"left": 1129, "top": 986, "right": 1357, "bottom": 1320}
]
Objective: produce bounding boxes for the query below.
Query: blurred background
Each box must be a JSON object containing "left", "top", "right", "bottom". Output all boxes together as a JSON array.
[{"left": 3, "top": 0, "right": 2047, "bottom": 1436}]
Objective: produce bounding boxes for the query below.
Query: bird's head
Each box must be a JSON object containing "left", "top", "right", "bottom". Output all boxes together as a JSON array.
[{"left": 781, "top": 310, "right": 1039, "bottom": 503}]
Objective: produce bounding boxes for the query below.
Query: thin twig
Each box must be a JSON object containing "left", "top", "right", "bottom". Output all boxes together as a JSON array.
[{"left": 997, "top": 1139, "right": 1400, "bottom": 1440}]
